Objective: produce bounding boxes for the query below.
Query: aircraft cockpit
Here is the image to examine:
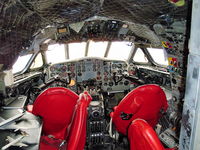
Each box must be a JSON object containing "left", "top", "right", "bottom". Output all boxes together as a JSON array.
[
  {"left": 0, "top": 0, "right": 196, "bottom": 150},
  {"left": 0, "top": 39, "right": 178, "bottom": 150}
]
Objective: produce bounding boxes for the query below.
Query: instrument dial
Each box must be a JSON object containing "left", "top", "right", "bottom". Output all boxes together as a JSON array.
[
  {"left": 50, "top": 66, "right": 55, "bottom": 72},
  {"left": 61, "top": 65, "right": 67, "bottom": 72}
]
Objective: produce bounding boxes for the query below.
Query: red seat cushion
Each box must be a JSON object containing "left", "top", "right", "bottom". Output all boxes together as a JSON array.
[
  {"left": 66, "top": 92, "right": 92, "bottom": 150},
  {"left": 111, "top": 84, "right": 168, "bottom": 135},
  {"left": 128, "top": 119, "right": 175, "bottom": 150},
  {"left": 32, "top": 87, "right": 79, "bottom": 149}
]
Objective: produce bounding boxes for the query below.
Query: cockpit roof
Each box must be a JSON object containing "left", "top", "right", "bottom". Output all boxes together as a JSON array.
[{"left": 0, "top": 0, "right": 188, "bottom": 70}]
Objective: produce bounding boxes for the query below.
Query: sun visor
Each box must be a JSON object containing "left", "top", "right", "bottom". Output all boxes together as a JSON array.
[{"left": 69, "top": 22, "right": 85, "bottom": 33}]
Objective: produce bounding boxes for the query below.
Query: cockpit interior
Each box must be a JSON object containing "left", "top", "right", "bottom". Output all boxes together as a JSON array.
[{"left": 0, "top": 0, "right": 198, "bottom": 150}]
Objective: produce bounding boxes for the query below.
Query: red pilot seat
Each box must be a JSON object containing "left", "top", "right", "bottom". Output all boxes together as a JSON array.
[
  {"left": 67, "top": 91, "right": 92, "bottom": 150},
  {"left": 128, "top": 119, "right": 176, "bottom": 150},
  {"left": 110, "top": 84, "right": 168, "bottom": 135},
  {"left": 32, "top": 87, "right": 79, "bottom": 150}
]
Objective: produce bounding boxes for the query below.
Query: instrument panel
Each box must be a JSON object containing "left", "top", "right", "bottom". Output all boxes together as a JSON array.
[
  {"left": 128, "top": 64, "right": 171, "bottom": 90},
  {"left": 137, "top": 67, "right": 171, "bottom": 89},
  {"left": 48, "top": 58, "right": 171, "bottom": 95},
  {"left": 48, "top": 58, "right": 130, "bottom": 93}
]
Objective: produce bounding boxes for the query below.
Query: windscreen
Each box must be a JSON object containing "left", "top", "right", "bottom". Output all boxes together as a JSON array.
[
  {"left": 88, "top": 41, "right": 108, "bottom": 57},
  {"left": 12, "top": 54, "right": 33, "bottom": 74},
  {"left": 46, "top": 44, "right": 66, "bottom": 64},
  {"left": 45, "top": 41, "right": 133, "bottom": 63},
  {"left": 133, "top": 48, "right": 148, "bottom": 63},
  {"left": 147, "top": 48, "right": 168, "bottom": 66},
  {"left": 68, "top": 42, "right": 86, "bottom": 59},
  {"left": 107, "top": 41, "right": 132, "bottom": 60}
]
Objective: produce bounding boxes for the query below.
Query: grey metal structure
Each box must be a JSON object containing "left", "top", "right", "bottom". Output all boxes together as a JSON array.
[{"left": 180, "top": 0, "right": 200, "bottom": 149}]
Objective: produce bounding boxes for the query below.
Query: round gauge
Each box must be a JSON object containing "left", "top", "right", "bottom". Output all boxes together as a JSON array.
[
  {"left": 123, "top": 63, "right": 128, "bottom": 68},
  {"left": 118, "top": 64, "right": 122, "bottom": 68},
  {"left": 90, "top": 101, "right": 100, "bottom": 106},
  {"left": 78, "top": 72, "right": 82, "bottom": 76},
  {"left": 50, "top": 66, "right": 55, "bottom": 72},
  {"left": 61, "top": 65, "right": 67, "bottom": 72},
  {"left": 70, "top": 66, "right": 75, "bottom": 72},
  {"left": 96, "top": 76, "right": 101, "bottom": 80},
  {"left": 118, "top": 70, "right": 122, "bottom": 74},
  {"left": 71, "top": 73, "right": 76, "bottom": 78},
  {"left": 109, "top": 82, "right": 114, "bottom": 86},
  {"left": 104, "top": 77, "right": 108, "bottom": 81},
  {"left": 104, "top": 71, "right": 108, "bottom": 76},
  {"left": 112, "top": 64, "right": 116, "bottom": 69},
  {"left": 165, "top": 78, "right": 170, "bottom": 86}
]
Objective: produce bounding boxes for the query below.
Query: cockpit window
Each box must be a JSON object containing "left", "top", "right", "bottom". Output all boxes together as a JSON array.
[
  {"left": 88, "top": 41, "right": 108, "bottom": 57},
  {"left": 12, "top": 54, "right": 32, "bottom": 74},
  {"left": 107, "top": 41, "right": 132, "bottom": 60},
  {"left": 147, "top": 48, "right": 168, "bottom": 66},
  {"left": 133, "top": 48, "right": 148, "bottom": 63},
  {"left": 68, "top": 42, "right": 86, "bottom": 59},
  {"left": 45, "top": 41, "right": 134, "bottom": 62},
  {"left": 46, "top": 44, "right": 66, "bottom": 64},
  {"left": 30, "top": 53, "right": 43, "bottom": 69}
]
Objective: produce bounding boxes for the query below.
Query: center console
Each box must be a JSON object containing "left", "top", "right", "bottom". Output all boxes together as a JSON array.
[{"left": 86, "top": 96, "right": 112, "bottom": 150}]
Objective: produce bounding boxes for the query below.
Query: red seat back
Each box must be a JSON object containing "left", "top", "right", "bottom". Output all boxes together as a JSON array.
[
  {"left": 67, "top": 91, "right": 92, "bottom": 150},
  {"left": 110, "top": 84, "right": 168, "bottom": 135},
  {"left": 128, "top": 119, "right": 175, "bottom": 150},
  {"left": 32, "top": 87, "right": 79, "bottom": 140}
]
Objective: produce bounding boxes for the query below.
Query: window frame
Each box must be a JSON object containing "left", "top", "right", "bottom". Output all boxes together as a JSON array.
[
  {"left": 13, "top": 53, "right": 36, "bottom": 75},
  {"left": 132, "top": 47, "right": 152, "bottom": 65},
  {"left": 12, "top": 54, "right": 33, "bottom": 74},
  {"left": 13, "top": 52, "right": 45, "bottom": 76},
  {"left": 68, "top": 42, "right": 87, "bottom": 59},
  {"left": 131, "top": 47, "right": 168, "bottom": 68},
  {"left": 107, "top": 41, "right": 134, "bottom": 61},
  {"left": 87, "top": 41, "right": 108, "bottom": 58},
  {"left": 29, "top": 52, "right": 44, "bottom": 71},
  {"left": 146, "top": 47, "right": 168, "bottom": 67},
  {"left": 45, "top": 44, "right": 67, "bottom": 64}
]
